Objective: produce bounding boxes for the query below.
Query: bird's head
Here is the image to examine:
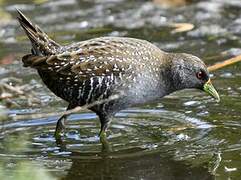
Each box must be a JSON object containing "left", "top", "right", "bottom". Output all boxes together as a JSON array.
[{"left": 169, "top": 53, "right": 220, "bottom": 102}]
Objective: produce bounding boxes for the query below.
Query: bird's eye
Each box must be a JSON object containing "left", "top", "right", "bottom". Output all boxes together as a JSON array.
[{"left": 196, "top": 71, "right": 205, "bottom": 80}]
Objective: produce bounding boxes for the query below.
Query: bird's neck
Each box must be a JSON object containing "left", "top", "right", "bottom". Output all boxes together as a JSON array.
[{"left": 158, "top": 53, "right": 185, "bottom": 94}]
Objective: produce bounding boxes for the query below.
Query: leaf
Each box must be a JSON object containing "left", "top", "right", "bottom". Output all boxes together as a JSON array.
[
  {"left": 153, "top": 0, "right": 189, "bottom": 7},
  {"left": 170, "top": 23, "right": 195, "bottom": 33}
]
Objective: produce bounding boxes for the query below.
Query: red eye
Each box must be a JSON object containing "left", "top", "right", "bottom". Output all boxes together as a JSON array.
[{"left": 196, "top": 71, "right": 204, "bottom": 79}]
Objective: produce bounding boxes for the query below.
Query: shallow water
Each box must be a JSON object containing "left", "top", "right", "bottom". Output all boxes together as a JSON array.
[{"left": 0, "top": 0, "right": 241, "bottom": 179}]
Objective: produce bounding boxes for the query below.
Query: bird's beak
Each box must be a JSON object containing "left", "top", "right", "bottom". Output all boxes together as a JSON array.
[{"left": 203, "top": 79, "right": 220, "bottom": 102}]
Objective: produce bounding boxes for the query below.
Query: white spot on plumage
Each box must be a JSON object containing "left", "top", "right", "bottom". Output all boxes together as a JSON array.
[
  {"left": 87, "top": 77, "right": 94, "bottom": 103},
  {"left": 77, "top": 88, "right": 82, "bottom": 99}
]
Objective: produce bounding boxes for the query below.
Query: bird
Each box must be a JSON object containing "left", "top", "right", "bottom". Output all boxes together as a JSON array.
[{"left": 17, "top": 10, "right": 220, "bottom": 140}]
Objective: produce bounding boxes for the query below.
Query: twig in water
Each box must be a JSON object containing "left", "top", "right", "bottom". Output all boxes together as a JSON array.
[
  {"left": 208, "top": 54, "right": 241, "bottom": 72},
  {"left": 12, "top": 94, "right": 120, "bottom": 121}
]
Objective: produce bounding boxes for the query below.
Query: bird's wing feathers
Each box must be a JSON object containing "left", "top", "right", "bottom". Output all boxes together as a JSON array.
[{"left": 22, "top": 40, "right": 134, "bottom": 81}]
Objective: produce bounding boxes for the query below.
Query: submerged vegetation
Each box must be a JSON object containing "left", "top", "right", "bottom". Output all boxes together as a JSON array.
[{"left": 0, "top": 135, "right": 55, "bottom": 180}]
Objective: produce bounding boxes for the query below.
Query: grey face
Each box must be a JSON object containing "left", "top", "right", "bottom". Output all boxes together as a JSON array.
[
  {"left": 171, "top": 53, "right": 209, "bottom": 90},
  {"left": 170, "top": 53, "right": 220, "bottom": 102}
]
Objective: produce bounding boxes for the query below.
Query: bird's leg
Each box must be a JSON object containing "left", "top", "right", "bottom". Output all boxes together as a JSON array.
[
  {"left": 54, "top": 114, "right": 67, "bottom": 139},
  {"left": 99, "top": 114, "right": 112, "bottom": 139},
  {"left": 54, "top": 104, "right": 76, "bottom": 140},
  {"left": 98, "top": 114, "right": 113, "bottom": 152}
]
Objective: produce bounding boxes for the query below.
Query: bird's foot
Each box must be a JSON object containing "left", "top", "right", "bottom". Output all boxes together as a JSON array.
[
  {"left": 54, "top": 125, "right": 66, "bottom": 142},
  {"left": 99, "top": 130, "right": 112, "bottom": 153},
  {"left": 99, "top": 130, "right": 106, "bottom": 139},
  {"left": 54, "top": 129, "right": 65, "bottom": 140}
]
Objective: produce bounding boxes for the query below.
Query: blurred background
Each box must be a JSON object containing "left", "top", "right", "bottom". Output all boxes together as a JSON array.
[{"left": 0, "top": 0, "right": 241, "bottom": 180}]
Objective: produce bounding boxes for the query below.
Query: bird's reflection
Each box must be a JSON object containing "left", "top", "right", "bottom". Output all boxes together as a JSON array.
[{"left": 55, "top": 137, "right": 214, "bottom": 180}]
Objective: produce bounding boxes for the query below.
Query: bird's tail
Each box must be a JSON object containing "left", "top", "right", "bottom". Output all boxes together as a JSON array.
[{"left": 17, "top": 9, "right": 60, "bottom": 57}]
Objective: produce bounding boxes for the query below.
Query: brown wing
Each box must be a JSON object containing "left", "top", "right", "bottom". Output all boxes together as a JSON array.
[{"left": 23, "top": 38, "right": 139, "bottom": 82}]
